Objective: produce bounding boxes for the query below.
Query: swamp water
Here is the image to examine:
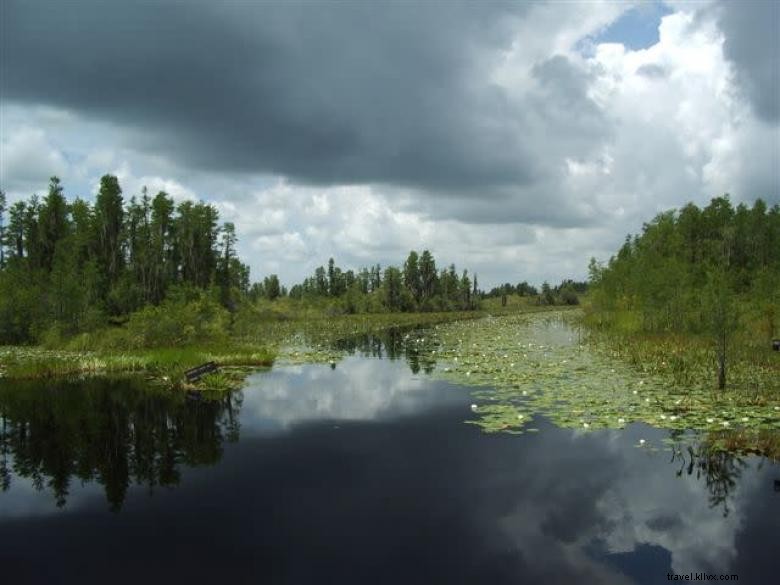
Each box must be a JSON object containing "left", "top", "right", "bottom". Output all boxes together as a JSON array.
[{"left": 1, "top": 317, "right": 778, "bottom": 584}]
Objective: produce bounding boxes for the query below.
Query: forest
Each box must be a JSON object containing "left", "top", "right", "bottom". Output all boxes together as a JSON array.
[
  {"left": 586, "top": 196, "right": 779, "bottom": 389},
  {"left": 0, "top": 176, "right": 492, "bottom": 348},
  {"left": 0, "top": 176, "right": 249, "bottom": 345}
]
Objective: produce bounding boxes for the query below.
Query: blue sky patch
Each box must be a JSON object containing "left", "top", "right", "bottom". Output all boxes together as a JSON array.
[{"left": 593, "top": 1, "right": 673, "bottom": 50}]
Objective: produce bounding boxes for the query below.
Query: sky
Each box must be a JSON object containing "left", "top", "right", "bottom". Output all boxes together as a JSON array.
[{"left": 1, "top": 0, "right": 778, "bottom": 289}]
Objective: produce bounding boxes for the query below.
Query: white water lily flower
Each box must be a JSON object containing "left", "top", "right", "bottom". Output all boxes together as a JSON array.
[
  {"left": 618, "top": 418, "right": 625, "bottom": 424},
  {"left": 470, "top": 404, "right": 478, "bottom": 412},
  {"left": 517, "top": 414, "right": 523, "bottom": 420},
  {"left": 645, "top": 398, "right": 650, "bottom": 403},
  {"left": 583, "top": 422, "right": 589, "bottom": 428},
  {"left": 669, "top": 416, "right": 678, "bottom": 421},
  {"left": 660, "top": 414, "right": 667, "bottom": 420},
  {"left": 522, "top": 390, "right": 528, "bottom": 396},
  {"left": 707, "top": 418, "right": 714, "bottom": 423},
  {"left": 722, "top": 421, "right": 730, "bottom": 427},
  {"left": 466, "top": 371, "right": 471, "bottom": 376},
  {"left": 741, "top": 417, "right": 749, "bottom": 422},
  {"left": 639, "top": 439, "right": 646, "bottom": 445},
  {"left": 639, "top": 380, "right": 644, "bottom": 386},
  {"left": 675, "top": 400, "right": 681, "bottom": 405},
  {"left": 510, "top": 363, "right": 515, "bottom": 367}
]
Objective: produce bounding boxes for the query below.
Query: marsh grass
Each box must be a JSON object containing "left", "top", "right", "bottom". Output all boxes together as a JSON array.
[
  {"left": 0, "top": 344, "right": 274, "bottom": 384},
  {"left": 586, "top": 328, "right": 780, "bottom": 405}
]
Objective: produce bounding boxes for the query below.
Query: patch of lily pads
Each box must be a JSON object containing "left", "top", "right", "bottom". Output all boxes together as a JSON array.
[{"left": 400, "top": 311, "right": 780, "bottom": 445}]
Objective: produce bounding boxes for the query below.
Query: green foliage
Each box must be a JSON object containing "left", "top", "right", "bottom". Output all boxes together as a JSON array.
[
  {"left": 396, "top": 310, "right": 779, "bottom": 453},
  {"left": 0, "top": 175, "right": 250, "bottom": 345},
  {"left": 283, "top": 250, "right": 479, "bottom": 314},
  {"left": 586, "top": 196, "right": 780, "bottom": 390}
]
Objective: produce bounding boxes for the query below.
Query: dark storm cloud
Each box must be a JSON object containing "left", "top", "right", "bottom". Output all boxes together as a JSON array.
[
  {"left": 1, "top": 0, "right": 539, "bottom": 191},
  {"left": 716, "top": 0, "right": 780, "bottom": 124}
]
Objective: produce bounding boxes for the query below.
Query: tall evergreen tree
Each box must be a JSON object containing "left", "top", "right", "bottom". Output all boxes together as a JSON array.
[
  {"left": 403, "top": 250, "right": 421, "bottom": 303},
  {"left": 94, "top": 174, "right": 125, "bottom": 289},
  {"left": 419, "top": 250, "right": 437, "bottom": 300}
]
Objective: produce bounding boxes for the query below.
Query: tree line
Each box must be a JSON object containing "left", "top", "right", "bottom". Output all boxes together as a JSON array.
[
  {"left": 587, "top": 195, "right": 779, "bottom": 387},
  {"left": 484, "top": 279, "right": 587, "bottom": 306},
  {"left": 0, "top": 176, "right": 249, "bottom": 344},
  {"left": 253, "top": 251, "right": 481, "bottom": 313}
]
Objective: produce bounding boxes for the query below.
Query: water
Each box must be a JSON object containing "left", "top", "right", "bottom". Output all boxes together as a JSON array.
[{"left": 1, "top": 353, "right": 778, "bottom": 584}]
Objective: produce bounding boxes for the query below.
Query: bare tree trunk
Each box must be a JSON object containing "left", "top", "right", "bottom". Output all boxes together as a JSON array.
[{"left": 717, "top": 330, "right": 726, "bottom": 390}]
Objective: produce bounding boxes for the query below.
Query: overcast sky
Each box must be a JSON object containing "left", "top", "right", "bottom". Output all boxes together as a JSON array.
[{"left": 1, "top": 0, "right": 778, "bottom": 288}]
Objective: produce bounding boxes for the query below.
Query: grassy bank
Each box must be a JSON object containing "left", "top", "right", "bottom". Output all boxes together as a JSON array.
[
  {"left": 584, "top": 326, "right": 780, "bottom": 403},
  {"left": 0, "top": 345, "right": 275, "bottom": 386}
]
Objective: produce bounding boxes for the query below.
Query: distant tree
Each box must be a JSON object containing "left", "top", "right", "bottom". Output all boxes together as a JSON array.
[
  {"left": 94, "top": 174, "right": 125, "bottom": 288},
  {"left": 383, "top": 266, "right": 404, "bottom": 311},
  {"left": 403, "top": 250, "right": 422, "bottom": 304},
  {"left": 150, "top": 191, "right": 175, "bottom": 303},
  {"left": 371, "top": 263, "right": 382, "bottom": 292},
  {"left": 263, "top": 274, "right": 281, "bottom": 300},
  {"left": 460, "top": 270, "right": 471, "bottom": 310},
  {"left": 541, "top": 281, "right": 555, "bottom": 305},
  {"left": 418, "top": 250, "right": 438, "bottom": 300},
  {"left": 704, "top": 266, "right": 738, "bottom": 390},
  {"left": 328, "top": 257, "right": 336, "bottom": 296},
  {"left": 6, "top": 200, "right": 26, "bottom": 258}
]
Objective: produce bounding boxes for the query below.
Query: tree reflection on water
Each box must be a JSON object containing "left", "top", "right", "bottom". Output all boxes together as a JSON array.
[
  {"left": 668, "top": 434, "right": 751, "bottom": 517},
  {"left": 333, "top": 327, "right": 438, "bottom": 374},
  {"left": 0, "top": 377, "right": 242, "bottom": 511}
]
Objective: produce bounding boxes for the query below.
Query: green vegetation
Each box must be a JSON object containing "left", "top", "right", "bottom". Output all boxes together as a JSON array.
[
  {"left": 585, "top": 195, "right": 779, "bottom": 394},
  {"left": 0, "top": 177, "right": 249, "bottom": 344},
  {"left": 279, "top": 250, "right": 481, "bottom": 313},
  {"left": 0, "top": 176, "right": 490, "bottom": 384},
  {"left": 377, "top": 309, "right": 778, "bottom": 456},
  {"left": 0, "top": 345, "right": 273, "bottom": 385},
  {"left": 484, "top": 279, "right": 586, "bottom": 307}
]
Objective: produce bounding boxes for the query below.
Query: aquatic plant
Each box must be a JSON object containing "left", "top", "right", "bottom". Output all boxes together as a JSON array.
[{"left": 389, "top": 311, "right": 780, "bottom": 453}]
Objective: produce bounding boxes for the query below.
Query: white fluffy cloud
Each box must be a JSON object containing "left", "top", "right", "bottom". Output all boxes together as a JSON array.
[{"left": 0, "top": 126, "right": 68, "bottom": 193}]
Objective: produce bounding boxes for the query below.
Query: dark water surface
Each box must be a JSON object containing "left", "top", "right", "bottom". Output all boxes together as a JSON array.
[{"left": 1, "top": 356, "right": 778, "bottom": 584}]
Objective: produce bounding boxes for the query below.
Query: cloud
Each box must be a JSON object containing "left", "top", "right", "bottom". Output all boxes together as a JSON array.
[
  {"left": 715, "top": 0, "right": 780, "bottom": 124},
  {"left": 635, "top": 63, "right": 668, "bottom": 78},
  {"left": 1, "top": 0, "right": 537, "bottom": 193},
  {"left": 1, "top": 1, "right": 777, "bottom": 288},
  {"left": 0, "top": 126, "right": 68, "bottom": 193}
]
